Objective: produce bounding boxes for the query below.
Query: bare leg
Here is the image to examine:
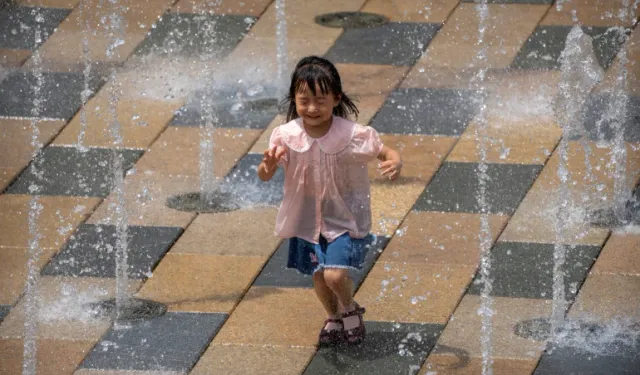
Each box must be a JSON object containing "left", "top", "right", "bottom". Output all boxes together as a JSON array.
[
  {"left": 312, "top": 271, "right": 341, "bottom": 330},
  {"left": 323, "top": 268, "right": 360, "bottom": 330}
]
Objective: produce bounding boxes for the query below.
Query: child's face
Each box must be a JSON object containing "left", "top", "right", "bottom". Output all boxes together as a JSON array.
[{"left": 294, "top": 83, "right": 340, "bottom": 127}]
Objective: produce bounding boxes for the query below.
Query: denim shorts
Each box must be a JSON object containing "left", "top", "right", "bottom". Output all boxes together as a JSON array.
[{"left": 287, "top": 233, "right": 375, "bottom": 275}]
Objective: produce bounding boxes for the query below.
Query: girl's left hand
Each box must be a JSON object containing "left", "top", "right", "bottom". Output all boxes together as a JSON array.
[{"left": 378, "top": 160, "right": 402, "bottom": 181}]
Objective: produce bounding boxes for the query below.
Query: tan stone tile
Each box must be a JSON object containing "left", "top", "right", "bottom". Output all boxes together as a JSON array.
[
  {"left": 74, "top": 370, "right": 182, "bottom": 375},
  {"left": 191, "top": 344, "right": 315, "bottom": 375},
  {"left": 447, "top": 117, "right": 561, "bottom": 164},
  {"left": 380, "top": 211, "right": 508, "bottom": 266},
  {"left": 216, "top": 35, "right": 337, "bottom": 82},
  {"left": 173, "top": 0, "right": 272, "bottom": 16},
  {"left": 541, "top": 0, "right": 639, "bottom": 27},
  {"left": 0, "top": 195, "right": 100, "bottom": 250},
  {"left": 596, "top": 27, "right": 640, "bottom": 96},
  {"left": 87, "top": 172, "right": 198, "bottom": 228},
  {"left": 421, "top": 354, "right": 538, "bottom": 375},
  {"left": 370, "top": 181, "right": 426, "bottom": 237},
  {"left": 0, "top": 276, "right": 141, "bottom": 341},
  {"left": 355, "top": 94, "right": 387, "bottom": 126},
  {"left": 355, "top": 262, "right": 475, "bottom": 324},
  {"left": 53, "top": 94, "right": 178, "bottom": 149},
  {"left": 0, "top": 247, "right": 61, "bottom": 305},
  {"left": 361, "top": 0, "right": 458, "bottom": 23},
  {"left": 402, "top": 66, "right": 486, "bottom": 90},
  {"left": 213, "top": 287, "right": 321, "bottom": 347},
  {"left": 500, "top": 141, "right": 640, "bottom": 245},
  {"left": 0, "top": 118, "right": 67, "bottom": 169},
  {"left": 248, "top": 115, "right": 286, "bottom": 154},
  {"left": 19, "top": 0, "right": 80, "bottom": 7},
  {"left": 337, "top": 64, "right": 409, "bottom": 96},
  {"left": 373, "top": 134, "right": 457, "bottom": 181},
  {"left": 169, "top": 207, "right": 280, "bottom": 257},
  {"left": 133, "top": 127, "right": 260, "bottom": 178},
  {"left": 0, "top": 338, "right": 95, "bottom": 375},
  {"left": 436, "top": 295, "right": 551, "bottom": 359},
  {"left": 246, "top": 0, "right": 365, "bottom": 40},
  {"left": 569, "top": 273, "right": 640, "bottom": 321},
  {"left": 0, "top": 48, "right": 31, "bottom": 67},
  {"left": 24, "top": 0, "right": 174, "bottom": 71},
  {"left": 591, "top": 233, "right": 640, "bottom": 275},
  {"left": 414, "top": 4, "right": 548, "bottom": 70},
  {"left": 136, "top": 253, "right": 266, "bottom": 313}
]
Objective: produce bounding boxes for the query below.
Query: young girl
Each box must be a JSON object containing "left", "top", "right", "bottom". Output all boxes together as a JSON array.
[{"left": 257, "top": 56, "right": 402, "bottom": 346}]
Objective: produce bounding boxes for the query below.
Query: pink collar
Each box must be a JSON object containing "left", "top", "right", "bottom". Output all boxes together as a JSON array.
[{"left": 281, "top": 117, "right": 355, "bottom": 154}]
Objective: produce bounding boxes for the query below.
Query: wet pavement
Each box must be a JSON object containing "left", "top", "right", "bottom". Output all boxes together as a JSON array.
[{"left": 1, "top": 0, "right": 639, "bottom": 374}]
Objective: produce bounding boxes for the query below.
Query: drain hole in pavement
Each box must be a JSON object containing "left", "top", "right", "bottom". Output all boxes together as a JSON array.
[{"left": 315, "top": 12, "right": 389, "bottom": 29}]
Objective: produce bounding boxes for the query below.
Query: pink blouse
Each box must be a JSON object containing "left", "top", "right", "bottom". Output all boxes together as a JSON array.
[{"left": 269, "top": 116, "right": 384, "bottom": 244}]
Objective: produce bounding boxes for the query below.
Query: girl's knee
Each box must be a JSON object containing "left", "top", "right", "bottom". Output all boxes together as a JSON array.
[{"left": 323, "top": 268, "right": 349, "bottom": 288}]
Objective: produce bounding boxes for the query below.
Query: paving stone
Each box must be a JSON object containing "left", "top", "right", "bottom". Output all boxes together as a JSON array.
[
  {"left": 6, "top": 146, "right": 143, "bottom": 197},
  {"left": 170, "top": 89, "right": 280, "bottom": 129},
  {"left": 220, "top": 153, "right": 284, "bottom": 206},
  {"left": 413, "top": 162, "right": 542, "bottom": 215},
  {"left": 253, "top": 236, "right": 390, "bottom": 289},
  {"left": 467, "top": 241, "right": 602, "bottom": 300},
  {"left": 370, "top": 88, "right": 479, "bottom": 135},
  {"left": 0, "top": 305, "right": 9, "bottom": 324},
  {"left": 134, "top": 13, "right": 256, "bottom": 58},
  {"left": 0, "top": 6, "right": 71, "bottom": 50},
  {"left": 304, "top": 321, "right": 443, "bottom": 375},
  {"left": 0, "top": 71, "right": 106, "bottom": 120},
  {"left": 511, "top": 25, "right": 627, "bottom": 70},
  {"left": 534, "top": 338, "right": 640, "bottom": 375},
  {"left": 581, "top": 94, "right": 640, "bottom": 142},
  {"left": 41, "top": 224, "right": 183, "bottom": 279},
  {"left": 79, "top": 312, "right": 226, "bottom": 372},
  {"left": 324, "top": 22, "right": 440, "bottom": 66}
]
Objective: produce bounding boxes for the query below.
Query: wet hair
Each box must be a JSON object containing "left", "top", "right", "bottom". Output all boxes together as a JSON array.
[{"left": 281, "top": 56, "right": 359, "bottom": 122}]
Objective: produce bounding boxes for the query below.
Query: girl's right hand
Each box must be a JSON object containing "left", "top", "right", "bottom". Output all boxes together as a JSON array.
[{"left": 262, "top": 146, "right": 287, "bottom": 172}]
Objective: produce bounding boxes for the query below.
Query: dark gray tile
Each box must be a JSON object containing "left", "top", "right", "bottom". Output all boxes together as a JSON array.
[
  {"left": 170, "top": 90, "right": 279, "bottom": 129},
  {"left": 304, "top": 321, "right": 443, "bottom": 375},
  {"left": 581, "top": 94, "right": 640, "bottom": 142},
  {"left": 42, "top": 224, "right": 182, "bottom": 279},
  {"left": 80, "top": 312, "right": 226, "bottom": 372},
  {"left": 253, "top": 236, "right": 390, "bottom": 289},
  {"left": 413, "top": 162, "right": 542, "bottom": 215},
  {"left": 6, "top": 146, "right": 143, "bottom": 197},
  {"left": 219, "top": 153, "right": 284, "bottom": 206},
  {"left": 0, "top": 71, "right": 106, "bottom": 119},
  {"left": 370, "top": 88, "right": 479, "bottom": 136},
  {"left": 0, "top": 305, "right": 10, "bottom": 323},
  {"left": 324, "top": 22, "right": 440, "bottom": 66},
  {"left": 512, "top": 25, "right": 628, "bottom": 70},
  {"left": 0, "top": 6, "right": 71, "bottom": 50},
  {"left": 462, "top": 0, "right": 553, "bottom": 3},
  {"left": 134, "top": 13, "right": 255, "bottom": 58},
  {"left": 467, "top": 242, "right": 602, "bottom": 300},
  {"left": 534, "top": 337, "right": 640, "bottom": 375}
]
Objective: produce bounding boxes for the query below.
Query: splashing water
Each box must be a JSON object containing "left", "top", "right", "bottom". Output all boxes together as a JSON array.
[
  {"left": 275, "top": 0, "right": 288, "bottom": 98},
  {"left": 76, "top": 1, "right": 92, "bottom": 152},
  {"left": 553, "top": 25, "right": 603, "bottom": 336}
]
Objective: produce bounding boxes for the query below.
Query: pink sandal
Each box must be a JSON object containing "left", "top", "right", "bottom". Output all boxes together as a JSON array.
[
  {"left": 342, "top": 303, "right": 366, "bottom": 345},
  {"left": 318, "top": 318, "right": 343, "bottom": 346}
]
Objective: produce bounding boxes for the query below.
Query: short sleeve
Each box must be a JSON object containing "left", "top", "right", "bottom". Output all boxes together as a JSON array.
[
  {"left": 351, "top": 125, "right": 384, "bottom": 162},
  {"left": 268, "top": 126, "right": 289, "bottom": 166}
]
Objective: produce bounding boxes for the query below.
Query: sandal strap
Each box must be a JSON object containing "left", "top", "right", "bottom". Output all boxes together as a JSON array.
[
  {"left": 325, "top": 318, "right": 343, "bottom": 324},
  {"left": 342, "top": 305, "right": 366, "bottom": 318}
]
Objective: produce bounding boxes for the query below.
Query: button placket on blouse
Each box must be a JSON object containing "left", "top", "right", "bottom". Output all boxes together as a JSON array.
[{"left": 312, "top": 141, "right": 323, "bottom": 242}]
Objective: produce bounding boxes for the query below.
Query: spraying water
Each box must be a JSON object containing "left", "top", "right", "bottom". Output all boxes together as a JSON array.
[
  {"left": 469, "top": 2, "right": 494, "bottom": 374},
  {"left": 22, "top": 6, "right": 46, "bottom": 375},
  {"left": 275, "top": 0, "right": 288, "bottom": 98},
  {"left": 552, "top": 25, "right": 603, "bottom": 336},
  {"left": 76, "top": 0, "right": 92, "bottom": 152}
]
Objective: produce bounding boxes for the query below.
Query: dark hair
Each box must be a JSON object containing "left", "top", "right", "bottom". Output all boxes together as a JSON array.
[{"left": 281, "top": 56, "right": 359, "bottom": 122}]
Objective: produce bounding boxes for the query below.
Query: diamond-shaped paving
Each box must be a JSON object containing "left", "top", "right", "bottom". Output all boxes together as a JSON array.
[
  {"left": 80, "top": 312, "right": 226, "bottom": 372},
  {"left": 0, "top": 6, "right": 71, "bottom": 50},
  {"left": 42, "top": 224, "right": 183, "bottom": 279},
  {"left": 6, "top": 146, "right": 143, "bottom": 197},
  {"left": 467, "top": 241, "right": 602, "bottom": 300}
]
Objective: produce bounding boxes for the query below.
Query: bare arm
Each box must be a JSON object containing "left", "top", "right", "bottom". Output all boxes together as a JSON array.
[{"left": 376, "top": 145, "right": 403, "bottom": 180}]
